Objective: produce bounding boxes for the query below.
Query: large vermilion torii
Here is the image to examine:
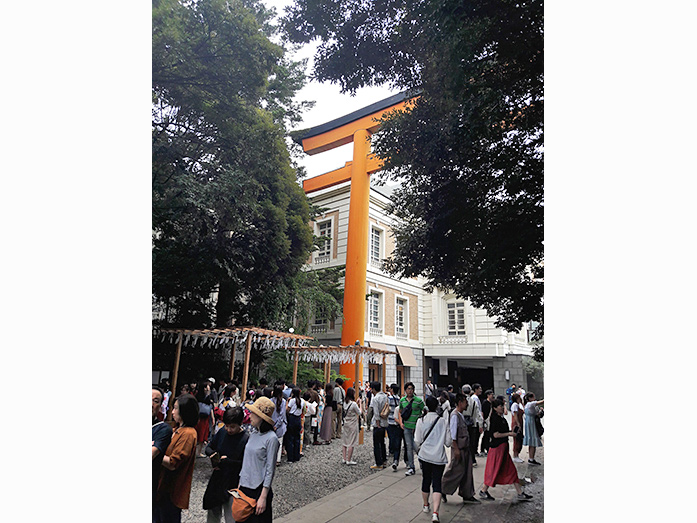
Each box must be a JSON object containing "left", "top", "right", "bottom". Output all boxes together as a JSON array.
[{"left": 295, "top": 92, "right": 415, "bottom": 389}]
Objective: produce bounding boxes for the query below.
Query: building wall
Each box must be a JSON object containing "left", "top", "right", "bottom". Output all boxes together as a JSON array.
[{"left": 306, "top": 182, "right": 539, "bottom": 396}]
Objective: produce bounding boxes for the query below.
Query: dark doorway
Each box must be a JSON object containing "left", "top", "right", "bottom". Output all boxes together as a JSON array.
[{"left": 459, "top": 366, "right": 495, "bottom": 394}]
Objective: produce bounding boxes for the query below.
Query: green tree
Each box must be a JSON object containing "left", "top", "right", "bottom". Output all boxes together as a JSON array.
[
  {"left": 283, "top": 0, "right": 543, "bottom": 336},
  {"left": 152, "top": 0, "right": 315, "bottom": 329}
]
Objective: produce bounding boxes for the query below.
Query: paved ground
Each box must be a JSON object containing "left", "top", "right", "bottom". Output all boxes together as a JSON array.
[
  {"left": 180, "top": 414, "right": 544, "bottom": 522},
  {"left": 275, "top": 445, "right": 544, "bottom": 523}
]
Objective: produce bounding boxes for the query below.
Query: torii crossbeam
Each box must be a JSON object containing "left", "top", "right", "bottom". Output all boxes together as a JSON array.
[{"left": 295, "top": 91, "right": 416, "bottom": 388}]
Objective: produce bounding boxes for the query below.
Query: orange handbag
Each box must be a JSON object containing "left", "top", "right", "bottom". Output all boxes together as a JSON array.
[{"left": 229, "top": 488, "right": 257, "bottom": 522}]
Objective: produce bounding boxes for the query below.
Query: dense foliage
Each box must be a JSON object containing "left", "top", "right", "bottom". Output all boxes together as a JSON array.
[
  {"left": 152, "top": 0, "right": 321, "bottom": 330},
  {"left": 283, "top": 0, "right": 543, "bottom": 336}
]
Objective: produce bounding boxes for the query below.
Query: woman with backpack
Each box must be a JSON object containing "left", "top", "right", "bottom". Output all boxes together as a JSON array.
[
  {"left": 341, "top": 387, "right": 361, "bottom": 465},
  {"left": 414, "top": 396, "right": 451, "bottom": 523}
]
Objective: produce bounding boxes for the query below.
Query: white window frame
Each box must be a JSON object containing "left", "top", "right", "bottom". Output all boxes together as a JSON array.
[
  {"left": 368, "top": 288, "right": 383, "bottom": 336},
  {"left": 369, "top": 225, "right": 384, "bottom": 268},
  {"left": 315, "top": 218, "right": 333, "bottom": 263},
  {"left": 395, "top": 295, "right": 409, "bottom": 339},
  {"left": 446, "top": 301, "right": 466, "bottom": 336}
]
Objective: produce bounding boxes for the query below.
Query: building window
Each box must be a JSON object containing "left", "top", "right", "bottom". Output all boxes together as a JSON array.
[
  {"left": 447, "top": 301, "right": 465, "bottom": 335},
  {"left": 315, "top": 220, "right": 331, "bottom": 263},
  {"left": 368, "top": 292, "right": 382, "bottom": 336},
  {"left": 311, "top": 307, "right": 328, "bottom": 334},
  {"left": 370, "top": 227, "right": 382, "bottom": 267},
  {"left": 396, "top": 297, "right": 407, "bottom": 339}
]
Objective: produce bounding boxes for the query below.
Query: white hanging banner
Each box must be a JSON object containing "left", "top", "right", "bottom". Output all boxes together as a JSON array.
[{"left": 439, "top": 357, "right": 448, "bottom": 376}]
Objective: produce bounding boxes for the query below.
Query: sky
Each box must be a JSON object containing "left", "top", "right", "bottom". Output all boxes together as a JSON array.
[{"left": 263, "top": 0, "right": 401, "bottom": 181}]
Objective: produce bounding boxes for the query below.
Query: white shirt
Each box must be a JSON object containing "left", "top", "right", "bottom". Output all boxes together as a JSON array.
[
  {"left": 415, "top": 412, "right": 451, "bottom": 465},
  {"left": 288, "top": 398, "right": 305, "bottom": 416}
]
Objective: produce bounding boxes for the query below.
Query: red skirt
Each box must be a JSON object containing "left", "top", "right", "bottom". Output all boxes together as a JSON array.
[
  {"left": 483, "top": 442, "right": 519, "bottom": 487},
  {"left": 195, "top": 417, "right": 210, "bottom": 443}
]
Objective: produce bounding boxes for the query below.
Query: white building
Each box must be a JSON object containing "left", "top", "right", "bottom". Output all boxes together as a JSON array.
[{"left": 305, "top": 177, "right": 537, "bottom": 397}]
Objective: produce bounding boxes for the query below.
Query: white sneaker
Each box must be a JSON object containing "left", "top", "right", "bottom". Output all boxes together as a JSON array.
[
  {"left": 405, "top": 468, "right": 415, "bottom": 476},
  {"left": 432, "top": 513, "right": 440, "bottom": 523},
  {"left": 346, "top": 460, "right": 357, "bottom": 465},
  {"left": 422, "top": 505, "right": 430, "bottom": 513},
  {"left": 512, "top": 456, "right": 524, "bottom": 463}
]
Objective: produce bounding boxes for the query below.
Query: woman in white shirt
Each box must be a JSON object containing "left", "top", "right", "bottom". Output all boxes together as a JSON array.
[
  {"left": 414, "top": 396, "right": 451, "bottom": 523},
  {"left": 510, "top": 394, "right": 524, "bottom": 462},
  {"left": 341, "top": 387, "right": 362, "bottom": 465},
  {"left": 285, "top": 388, "right": 305, "bottom": 462}
]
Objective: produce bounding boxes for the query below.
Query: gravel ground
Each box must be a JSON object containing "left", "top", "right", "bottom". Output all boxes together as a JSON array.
[
  {"left": 182, "top": 430, "right": 381, "bottom": 523},
  {"left": 504, "top": 445, "right": 544, "bottom": 522}
]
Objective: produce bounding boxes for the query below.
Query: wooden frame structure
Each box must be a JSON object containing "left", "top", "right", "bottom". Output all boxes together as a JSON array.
[
  {"left": 155, "top": 327, "right": 397, "bottom": 419},
  {"left": 280, "top": 344, "right": 397, "bottom": 393},
  {"left": 156, "top": 326, "right": 313, "bottom": 415}
]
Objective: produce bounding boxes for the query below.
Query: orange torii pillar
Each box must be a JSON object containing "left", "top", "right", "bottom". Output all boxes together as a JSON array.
[{"left": 297, "top": 92, "right": 415, "bottom": 389}]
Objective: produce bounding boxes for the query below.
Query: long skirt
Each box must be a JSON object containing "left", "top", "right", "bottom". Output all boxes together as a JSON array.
[
  {"left": 342, "top": 415, "right": 359, "bottom": 448},
  {"left": 441, "top": 445, "right": 475, "bottom": 499},
  {"left": 483, "top": 442, "right": 519, "bottom": 487},
  {"left": 522, "top": 413, "right": 542, "bottom": 447},
  {"left": 319, "top": 406, "right": 333, "bottom": 442},
  {"left": 196, "top": 417, "right": 210, "bottom": 444}
]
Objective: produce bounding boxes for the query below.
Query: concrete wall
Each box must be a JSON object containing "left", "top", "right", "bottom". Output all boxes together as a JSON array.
[{"left": 492, "top": 354, "right": 529, "bottom": 397}]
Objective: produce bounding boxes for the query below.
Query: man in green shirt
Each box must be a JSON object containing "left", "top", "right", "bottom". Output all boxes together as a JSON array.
[{"left": 396, "top": 381, "right": 426, "bottom": 476}]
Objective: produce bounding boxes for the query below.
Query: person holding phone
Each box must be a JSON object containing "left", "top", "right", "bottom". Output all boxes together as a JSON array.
[
  {"left": 478, "top": 399, "right": 532, "bottom": 502},
  {"left": 203, "top": 407, "right": 249, "bottom": 522}
]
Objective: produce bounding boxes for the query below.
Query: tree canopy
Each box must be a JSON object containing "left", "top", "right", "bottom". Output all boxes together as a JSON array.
[
  {"left": 283, "top": 0, "right": 543, "bottom": 336},
  {"left": 152, "top": 0, "right": 326, "bottom": 331}
]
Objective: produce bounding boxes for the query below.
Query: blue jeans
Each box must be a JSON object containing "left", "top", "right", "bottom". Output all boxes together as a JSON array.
[
  {"left": 387, "top": 424, "right": 403, "bottom": 463},
  {"left": 404, "top": 427, "right": 416, "bottom": 470}
]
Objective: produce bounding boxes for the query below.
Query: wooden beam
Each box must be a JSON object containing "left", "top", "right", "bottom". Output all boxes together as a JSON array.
[
  {"left": 241, "top": 334, "right": 253, "bottom": 403},
  {"left": 228, "top": 339, "right": 237, "bottom": 382},
  {"left": 167, "top": 332, "right": 183, "bottom": 422},
  {"left": 292, "top": 347, "right": 299, "bottom": 386},
  {"left": 382, "top": 359, "right": 387, "bottom": 393},
  {"left": 302, "top": 155, "right": 383, "bottom": 193}
]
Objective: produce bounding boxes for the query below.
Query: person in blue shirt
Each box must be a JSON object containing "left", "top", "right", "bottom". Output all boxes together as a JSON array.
[{"left": 505, "top": 383, "right": 517, "bottom": 408}]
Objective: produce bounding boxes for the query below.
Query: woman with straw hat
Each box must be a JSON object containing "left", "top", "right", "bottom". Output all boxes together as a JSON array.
[{"left": 237, "top": 396, "right": 280, "bottom": 523}]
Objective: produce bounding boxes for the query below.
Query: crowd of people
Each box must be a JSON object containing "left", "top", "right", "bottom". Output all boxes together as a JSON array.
[{"left": 152, "top": 376, "right": 543, "bottom": 523}]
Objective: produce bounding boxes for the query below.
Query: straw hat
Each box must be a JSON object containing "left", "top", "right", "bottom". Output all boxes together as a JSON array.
[{"left": 247, "top": 396, "right": 275, "bottom": 425}]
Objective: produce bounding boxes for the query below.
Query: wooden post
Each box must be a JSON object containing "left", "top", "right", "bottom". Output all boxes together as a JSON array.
[
  {"left": 167, "top": 332, "right": 183, "bottom": 422},
  {"left": 324, "top": 360, "right": 330, "bottom": 384},
  {"left": 228, "top": 339, "right": 237, "bottom": 382},
  {"left": 241, "top": 333, "right": 253, "bottom": 403},
  {"left": 292, "top": 346, "right": 299, "bottom": 386},
  {"left": 354, "top": 349, "right": 360, "bottom": 393},
  {"left": 382, "top": 355, "right": 386, "bottom": 392}
]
